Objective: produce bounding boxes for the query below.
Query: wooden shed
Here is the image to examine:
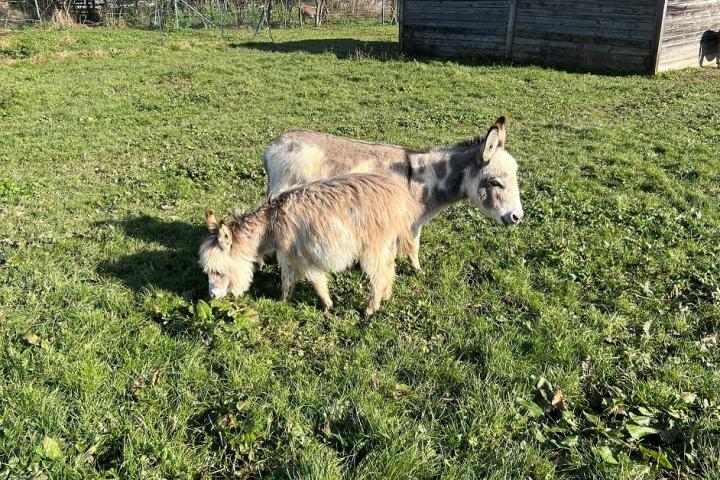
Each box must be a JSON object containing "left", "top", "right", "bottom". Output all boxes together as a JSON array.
[{"left": 399, "top": 0, "right": 720, "bottom": 73}]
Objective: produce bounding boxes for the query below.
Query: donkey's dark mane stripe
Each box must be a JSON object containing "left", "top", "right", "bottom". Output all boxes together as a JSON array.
[{"left": 453, "top": 135, "right": 486, "bottom": 149}]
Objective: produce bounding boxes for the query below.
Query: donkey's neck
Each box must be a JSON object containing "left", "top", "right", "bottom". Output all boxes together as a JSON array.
[
  {"left": 408, "top": 146, "right": 481, "bottom": 221},
  {"left": 230, "top": 208, "right": 274, "bottom": 261}
]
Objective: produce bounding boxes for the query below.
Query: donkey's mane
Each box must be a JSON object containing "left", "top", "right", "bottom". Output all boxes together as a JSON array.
[
  {"left": 452, "top": 134, "right": 486, "bottom": 150},
  {"left": 229, "top": 210, "right": 253, "bottom": 225},
  {"left": 226, "top": 208, "right": 269, "bottom": 242}
]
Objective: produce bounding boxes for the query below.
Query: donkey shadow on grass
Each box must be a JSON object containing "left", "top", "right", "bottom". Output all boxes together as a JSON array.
[{"left": 96, "top": 215, "right": 320, "bottom": 305}]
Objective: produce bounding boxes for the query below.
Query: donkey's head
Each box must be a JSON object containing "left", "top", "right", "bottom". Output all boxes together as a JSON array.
[
  {"left": 199, "top": 210, "right": 253, "bottom": 299},
  {"left": 465, "top": 117, "right": 524, "bottom": 226}
]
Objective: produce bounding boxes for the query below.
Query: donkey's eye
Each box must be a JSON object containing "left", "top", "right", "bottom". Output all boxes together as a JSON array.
[{"left": 489, "top": 180, "right": 504, "bottom": 188}]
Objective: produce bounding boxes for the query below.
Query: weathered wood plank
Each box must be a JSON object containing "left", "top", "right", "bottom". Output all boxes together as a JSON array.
[
  {"left": 516, "top": 1, "right": 655, "bottom": 15},
  {"left": 514, "top": 13, "right": 656, "bottom": 32},
  {"left": 404, "top": 0, "right": 508, "bottom": 5},
  {"left": 404, "top": 12, "right": 507, "bottom": 22},
  {"left": 404, "top": 3, "right": 508, "bottom": 12},
  {"left": 405, "top": 24, "right": 507, "bottom": 35},
  {"left": 511, "top": 51, "right": 649, "bottom": 71},
  {"left": 662, "top": 31, "right": 718, "bottom": 47},
  {"left": 512, "top": 37, "right": 650, "bottom": 56},
  {"left": 404, "top": 39, "right": 508, "bottom": 56},
  {"left": 516, "top": 8, "right": 656, "bottom": 23},
  {"left": 513, "top": 26, "right": 654, "bottom": 44}
]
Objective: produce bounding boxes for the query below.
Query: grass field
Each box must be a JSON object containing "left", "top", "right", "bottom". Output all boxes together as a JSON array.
[{"left": 1, "top": 23, "right": 719, "bottom": 479}]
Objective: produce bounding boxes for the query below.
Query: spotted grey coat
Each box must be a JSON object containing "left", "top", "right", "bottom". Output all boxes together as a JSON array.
[{"left": 262, "top": 117, "right": 524, "bottom": 271}]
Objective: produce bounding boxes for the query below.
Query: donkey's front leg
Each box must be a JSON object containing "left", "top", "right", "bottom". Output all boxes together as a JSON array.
[
  {"left": 280, "top": 265, "right": 298, "bottom": 301},
  {"left": 410, "top": 225, "right": 423, "bottom": 273},
  {"left": 278, "top": 253, "right": 297, "bottom": 301}
]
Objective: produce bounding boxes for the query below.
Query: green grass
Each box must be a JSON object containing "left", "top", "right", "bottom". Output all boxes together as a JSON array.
[{"left": 1, "top": 23, "right": 719, "bottom": 479}]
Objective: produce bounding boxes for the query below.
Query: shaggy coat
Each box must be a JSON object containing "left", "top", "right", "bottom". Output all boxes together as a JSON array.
[
  {"left": 263, "top": 117, "right": 524, "bottom": 271},
  {"left": 200, "top": 174, "right": 419, "bottom": 315}
]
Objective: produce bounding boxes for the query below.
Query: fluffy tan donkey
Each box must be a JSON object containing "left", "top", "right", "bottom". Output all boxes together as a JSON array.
[{"left": 199, "top": 174, "right": 419, "bottom": 316}]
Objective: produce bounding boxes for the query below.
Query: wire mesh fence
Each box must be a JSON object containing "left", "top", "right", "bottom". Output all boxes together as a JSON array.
[{"left": 1, "top": 0, "right": 397, "bottom": 29}]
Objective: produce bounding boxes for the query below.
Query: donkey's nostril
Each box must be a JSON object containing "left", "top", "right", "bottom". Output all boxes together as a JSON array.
[{"left": 501, "top": 212, "right": 523, "bottom": 226}]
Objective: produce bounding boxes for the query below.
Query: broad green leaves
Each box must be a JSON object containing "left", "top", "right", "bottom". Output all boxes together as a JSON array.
[
  {"left": 518, "top": 377, "right": 708, "bottom": 475},
  {"left": 36, "top": 437, "right": 62, "bottom": 460}
]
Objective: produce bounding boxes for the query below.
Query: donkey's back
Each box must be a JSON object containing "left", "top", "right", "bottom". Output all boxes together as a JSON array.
[{"left": 263, "top": 130, "right": 409, "bottom": 198}]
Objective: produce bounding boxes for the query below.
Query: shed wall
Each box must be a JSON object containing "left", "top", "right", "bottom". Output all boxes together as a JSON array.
[
  {"left": 657, "top": 0, "right": 720, "bottom": 71},
  {"left": 402, "top": 0, "right": 510, "bottom": 57},
  {"left": 511, "top": 0, "right": 659, "bottom": 72},
  {"left": 401, "top": 0, "right": 660, "bottom": 72}
]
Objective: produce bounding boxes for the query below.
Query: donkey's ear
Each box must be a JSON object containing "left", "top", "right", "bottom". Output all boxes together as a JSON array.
[
  {"left": 206, "top": 210, "right": 218, "bottom": 230},
  {"left": 482, "top": 116, "right": 506, "bottom": 162},
  {"left": 217, "top": 222, "right": 233, "bottom": 251}
]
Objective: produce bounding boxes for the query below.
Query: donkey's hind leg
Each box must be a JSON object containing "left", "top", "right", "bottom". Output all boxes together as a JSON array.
[{"left": 305, "top": 269, "right": 333, "bottom": 312}]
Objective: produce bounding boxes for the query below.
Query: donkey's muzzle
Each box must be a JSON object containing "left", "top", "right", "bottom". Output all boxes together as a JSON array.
[{"left": 502, "top": 211, "right": 524, "bottom": 226}]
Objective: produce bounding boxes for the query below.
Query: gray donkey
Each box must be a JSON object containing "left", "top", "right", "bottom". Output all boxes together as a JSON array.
[{"left": 263, "top": 117, "right": 524, "bottom": 271}]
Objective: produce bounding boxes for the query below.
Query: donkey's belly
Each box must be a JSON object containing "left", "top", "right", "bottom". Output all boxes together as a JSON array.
[{"left": 295, "top": 221, "right": 360, "bottom": 273}]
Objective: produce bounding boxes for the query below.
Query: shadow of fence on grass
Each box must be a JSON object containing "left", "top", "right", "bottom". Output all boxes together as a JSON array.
[
  {"left": 233, "top": 38, "right": 401, "bottom": 61},
  {"left": 233, "top": 38, "right": 640, "bottom": 76}
]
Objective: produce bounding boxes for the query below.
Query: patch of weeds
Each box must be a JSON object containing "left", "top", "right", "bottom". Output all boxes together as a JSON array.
[
  {"left": 189, "top": 396, "right": 271, "bottom": 474},
  {"left": 517, "top": 376, "right": 716, "bottom": 476},
  {"left": 0, "top": 178, "right": 21, "bottom": 204},
  {"left": 146, "top": 294, "right": 259, "bottom": 346},
  {"left": 159, "top": 156, "right": 264, "bottom": 189},
  {"left": 0, "top": 86, "right": 17, "bottom": 116},
  {"left": 0, "top": 38, "right": 40, "bottom": 59}
]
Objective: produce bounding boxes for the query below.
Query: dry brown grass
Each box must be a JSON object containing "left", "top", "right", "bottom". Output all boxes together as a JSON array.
[
  {"left": 51, "top": 9, "right": 76, "bottom": 27},
  {"left": 100, "top": 13, "right": 125, "bottom": 27},
  {"left": 59, "top": 34, "right": 77, "bottom": 45}
]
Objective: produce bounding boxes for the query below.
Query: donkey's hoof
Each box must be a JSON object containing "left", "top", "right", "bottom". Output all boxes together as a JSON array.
[
  {"left": 364, "top": 307, "right": 378, "bottom": 318},
  {"left": 410, "top": 260, "right": 423, "bottom": 274}
]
